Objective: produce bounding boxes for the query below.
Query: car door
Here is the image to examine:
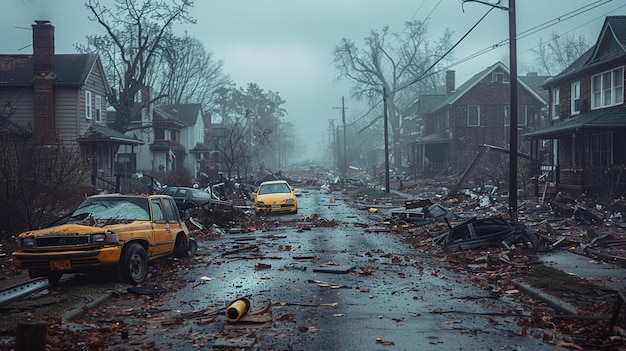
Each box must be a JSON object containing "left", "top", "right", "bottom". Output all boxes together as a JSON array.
[
  {"left": 163, "top": 197, "right": 184, "bottom": 252},
  {"left": 150, "top": 198, "right": 174, "bottom": 257}
]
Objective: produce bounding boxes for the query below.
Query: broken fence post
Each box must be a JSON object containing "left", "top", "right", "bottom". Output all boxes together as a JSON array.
[{"left": 16, "top": 319, "right": 47, "bottom": 351}]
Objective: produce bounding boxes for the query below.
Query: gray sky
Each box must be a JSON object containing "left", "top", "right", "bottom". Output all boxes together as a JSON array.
[{"left": 1, "top": 0, "right": 624, "bottom": 161}]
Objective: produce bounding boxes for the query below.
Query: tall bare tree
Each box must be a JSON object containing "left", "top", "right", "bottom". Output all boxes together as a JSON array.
[
  {"left": 152, "top": 34, "right": 230, "bottom": 114},
  {"left": 78, "top": 0, "right": 195, "bottom": 132},
  {"left": 332, "top": 20, "right": 453, "bottom": 168},
  {"left": 211, "top": 84, "right": 286, "bottom": 179},
  {"left": 532, "top": 31, "right": 591, "bottom": 76}
]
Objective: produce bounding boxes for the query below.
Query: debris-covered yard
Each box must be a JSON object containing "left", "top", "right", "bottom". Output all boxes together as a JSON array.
[{"left": 351, "top": 173, "right": 626, "bottom": 350}]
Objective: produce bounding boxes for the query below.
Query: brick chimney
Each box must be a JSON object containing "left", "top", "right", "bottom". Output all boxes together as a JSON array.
[
  {"left": 446, "top": 70, "right": 455, "bottom": 94},
  {"left": 32, "top": 20, "right": 56, "bottom": 142}
]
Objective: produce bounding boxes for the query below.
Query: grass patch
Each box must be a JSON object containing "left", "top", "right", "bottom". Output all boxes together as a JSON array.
[{"left": 524, "top": 266, "right": 602, "bottom": 293}]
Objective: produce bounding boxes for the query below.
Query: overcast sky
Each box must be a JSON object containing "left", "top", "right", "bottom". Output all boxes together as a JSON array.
[{"left": 1, "top": 0, "right": 624, "bottom": 162}]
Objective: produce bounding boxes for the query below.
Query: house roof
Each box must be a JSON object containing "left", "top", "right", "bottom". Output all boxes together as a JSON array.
[
  {"left": 153, "top": 109, "right": 186, "bottom": 129},
  {"left": 429, "top": 62, "right": 547, "bottom": 113},
  {"left": 157, "top": 104, "right": 203, "bottom": 126},
  {"left": 542, "top": 16, "right": 626, "bottom": 87},
  {"left": 150, "top": 139, "right": 186, "bottom": 152},
  {"left": 189, "top": 142, "right": 212, "bottom": 153},
  {"left": 418, "top": 132, "right": 450, "bottom": 145},
  {"left": 0, "top": 54, "right": 100, "bottom": 87},
  {"left": 77, "top": 124, "right": 144, "bottom": 145},
  {"left": 524, "top": 105, "right": 626, "bottom": 139},
  {"left": 417, "top": 95, "right": 447, "bottom": 114}
]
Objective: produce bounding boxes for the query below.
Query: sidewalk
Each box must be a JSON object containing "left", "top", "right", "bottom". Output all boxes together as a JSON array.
[{"left": 539, "top": 250, "right": 626, "bottom": 292}]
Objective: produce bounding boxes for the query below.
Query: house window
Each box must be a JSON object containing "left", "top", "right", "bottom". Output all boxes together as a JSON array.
[
  {"left": 571, "top": 81, "right": 580, "bottom": 115},
  {"left": 467, "top": 105, "right": 480, "bottom": 127},
  {"left": 95, "top": 95, "right": 102, "bottom": 122},
  {"left": 591, "top": 67, "right": 624, "bottom": 109},
  {"left": 551, "top": 87, "right": 560, "bottom": 120},
  {"left": 85, "top": 90, "right": 92, "bottom": 120},
  {"left": 155, "top": 128, "right": 164, "bottom": 140},
  {"left": 492, "top": 72, "right": 508, "bottom": 83},
  {"left": 504, "top": 105, "right": 527, "bottom": 126}
]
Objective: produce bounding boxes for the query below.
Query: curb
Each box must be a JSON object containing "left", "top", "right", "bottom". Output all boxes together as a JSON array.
[
  {"left": 61, "top": 293, "right": 113, "bottom": 321},
  {"left": 512, "top": 279, "right": 578, "bottom": 315}
]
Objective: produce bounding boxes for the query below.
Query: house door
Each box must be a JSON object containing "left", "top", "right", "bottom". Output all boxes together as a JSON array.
[{"left": 116, "top": 153, "right": 137, "bottom": 177}]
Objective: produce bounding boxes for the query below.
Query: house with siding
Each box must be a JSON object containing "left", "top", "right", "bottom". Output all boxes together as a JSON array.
[
  {"left": 410, "top": 63, "right": 548, "bottom": 181},
  {"left": 0, "top": 20, "right": 141, "bottom": 182},
  {"left": 526, "top": 16, "right": 626, "bottom": 197},
  {"left": 115, "top": 101, "right": 211, "bottom": 183}
]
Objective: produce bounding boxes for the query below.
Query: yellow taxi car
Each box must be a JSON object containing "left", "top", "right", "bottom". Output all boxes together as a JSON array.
[
  {"left": 252, "top": 180, "right": 298, "bottom": 215},
  {"left": 12, "top": 194, "right": 196, "bottom": 285}
]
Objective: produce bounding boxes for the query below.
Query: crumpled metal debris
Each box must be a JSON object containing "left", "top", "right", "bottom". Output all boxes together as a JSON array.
[{"left": 435, "top": 216, "right": 548, "bottom": 252}]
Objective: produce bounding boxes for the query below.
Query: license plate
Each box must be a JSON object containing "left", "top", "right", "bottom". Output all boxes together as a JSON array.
[
  {"left": 50, "top": 259, "right": 71, "bottom": 270},
  {"left": 272, "top": 204, "right": 281, "bottom": 209}
]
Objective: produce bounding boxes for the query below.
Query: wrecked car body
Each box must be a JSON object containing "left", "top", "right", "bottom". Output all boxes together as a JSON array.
[
  {"left": 436, "top": 216, "right": 547, "bottom": 252},
  {"left": 12, "top": 194, "right": 197, "bottom": 285}
]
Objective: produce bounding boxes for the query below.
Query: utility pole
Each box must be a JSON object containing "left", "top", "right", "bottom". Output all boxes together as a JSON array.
[
  {"left": 508, "top": 0, "right": 518, "bottom": 223},
  {"left": 333, "top": 97, "right": 348, "bottom": 180},
  {"left": 383, "top": 87, "right": 390, "bottom": 193},
  {"left": 464, "top": 0, "right": 517, "bottom": 222},
  {"left": 328, "top": 120, "right": 336, "bottom": 171}
]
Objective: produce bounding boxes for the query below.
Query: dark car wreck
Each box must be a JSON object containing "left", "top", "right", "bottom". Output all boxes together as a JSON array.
[{"left": 435, "top": 216, "right": 548, "bottom": 252}]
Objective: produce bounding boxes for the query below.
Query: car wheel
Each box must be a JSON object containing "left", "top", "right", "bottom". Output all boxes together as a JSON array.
[
  {"left": 187, "top": 237, "right": 198, "bottom": 257},
  {"left": 29, "top": 269, "right": 62, "bottom": 285},
  {"left": 120, "top": 242, "right": 148, "bottom": 285},
  {"left": 173, "top": 234, "right": 196, "bottom": 258}
]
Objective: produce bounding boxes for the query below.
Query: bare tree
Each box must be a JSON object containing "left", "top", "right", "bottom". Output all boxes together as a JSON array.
[
  {"left": 211, "top": 84, "right": 286, "bottom": 179},
  {"left": 0, "top": 136, "right": 93, "bottom": 236},
  {"left": 332, "top": 20, "right": 453, "bottom": 168},
  {"left": 213, "top": 112, "right": 251, "bottom": 182},
  {"left": 152, "top": 34, "right": 231, "bottom": 114},
  {"left": 78, "top": 0, "right": 195, "bottom": 132},
  {"left": 531, "top": 31, "right": 591, "bottom": 76}
]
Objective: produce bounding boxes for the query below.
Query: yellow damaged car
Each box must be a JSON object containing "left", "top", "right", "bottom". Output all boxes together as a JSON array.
[
  {"left": 12, "top": 194, "right": 197, "bottom": 285},
  {"left": 252, "top": 180, "right": 298, "bottom": 215}
]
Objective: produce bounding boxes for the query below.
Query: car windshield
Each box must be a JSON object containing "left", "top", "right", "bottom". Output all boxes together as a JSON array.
[
  {"left": 258, "top": 183, "right": 291, "bottom": 195},
  {"left": 191, "top": 189, "right": 212, "bottom": 200},
  {"left": 68, "top": 197, "right": 151, "bottom": 223}
]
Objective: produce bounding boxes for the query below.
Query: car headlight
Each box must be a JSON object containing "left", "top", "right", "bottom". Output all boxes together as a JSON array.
[
  {"left": 256, "top": 201, "right": 265, "bottom": 207},
  {"left": 285, "top": 199, "right": 294, "bottom": 205},
  {"left": 91, "top": 232, "right": 119, "bottom": 244},
  {"left": 92, "top": 233, "right": 107, "bottom": 243},
  {"left": 21, "top": 237, "right": 36, "bottom": 248}
]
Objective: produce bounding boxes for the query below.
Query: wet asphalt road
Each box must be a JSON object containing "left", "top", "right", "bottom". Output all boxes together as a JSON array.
[{"left": 110, "top": 189, "right": 557, "bottom": 351}]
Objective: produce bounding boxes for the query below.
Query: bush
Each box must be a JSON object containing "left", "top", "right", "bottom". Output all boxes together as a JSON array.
[{"left": 0, "top": 137, "right": 94, "bottom": 238}]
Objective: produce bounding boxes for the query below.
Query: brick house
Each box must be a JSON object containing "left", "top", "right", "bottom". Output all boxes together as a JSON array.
[
  {"left": 0, "top": 21, "right": 142, "bottom": 181},
  {"left": 526, "top": 16, "right": 626, "bottom": 197},
  {"left": 409, "top": 62, "right": 548, "bottom": 180}
]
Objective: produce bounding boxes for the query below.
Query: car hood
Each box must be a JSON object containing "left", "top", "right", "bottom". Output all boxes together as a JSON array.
[
  {"left": 17, "top": 222, "right": 148, "bottom": 238},
  {"left": 256, "top": 193, "right": 295, "bottom": 203}
]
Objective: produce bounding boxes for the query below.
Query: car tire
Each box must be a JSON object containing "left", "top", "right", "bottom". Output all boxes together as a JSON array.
[
  {"left": 120, "top": 242, "right": 148, "bottom": 285},
  {"left": 173, "top": 234, "right": 196, "bottom": 258},
  {"left": 29, "top": 269, "right": 62, "bottom": 285}
]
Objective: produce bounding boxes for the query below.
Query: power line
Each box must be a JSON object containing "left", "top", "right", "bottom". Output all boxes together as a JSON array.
[{"left": 348, "top": 0, "right": 617, "bottom": 128}]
